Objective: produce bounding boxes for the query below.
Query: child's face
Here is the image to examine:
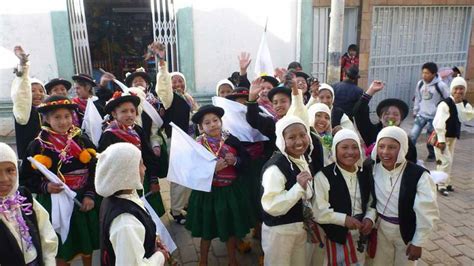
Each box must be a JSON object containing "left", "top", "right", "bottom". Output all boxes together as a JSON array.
[
  {"left": 314, "top": 112, "right": 330, "bottom": 133},
  {"left": 132, "top": 76, "right": 148, "bottom": 90},
  {"left": 336, "top": 139, "right": 360, "bottom": 170},
  {"left": 112, "top": 102, "right": 137, "bottom": 127},
  {"left": 199, "top": 113, "right": 222, "bottom": 137},
  {"left": 74, "top": 83, "right": 92, "bottom": 99},
  {"left": 259, "top": 81, "right": 274, "bottom": 100},
  {"left": 296, "top": 77, "right": 308, "bottom": 93},
  {"left": 283, "top": 123, "right": 309, "bottom": 158},
  {"left": 422, "top": 68, "right": 436, "bottom": 83},
  {"left": 0, "top": 162, "right": 16, "bottom": 197},
  {"left": 50, "top": 85, "right": 68, "bottom": 97},
  {"left": 272, "top": 93, "right": 291, "bottom": 117},
  {"left": 172, "top": 76, "right": 185, "bottom": 94},
  {"left": 32, "top": 83, "right": 45, "bottom": 107},
  {"left": 377, "top": 137, "right": 400, "bottom": 170},
  {"left": 318, "top": 90, "right": 333, "bottom": 108},
  {"left": 218, "top": 84, "right": 233, "bottom": 98},
  {"left": 45, "top": 108, "right": 73, "bottom": 134},
  {"left": 348, "top": 49, "right": 357, "bottom": 57},
  {"left": 381, "top": 106, "right": 402, "bottom": 127},
  {"left": 452, "top": 86, "right": 465, "bottom": 101}
]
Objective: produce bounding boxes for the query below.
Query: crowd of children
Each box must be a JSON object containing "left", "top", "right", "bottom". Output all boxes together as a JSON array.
[{"left": 3, "top": 42, "right": 474, "bottom": 266}]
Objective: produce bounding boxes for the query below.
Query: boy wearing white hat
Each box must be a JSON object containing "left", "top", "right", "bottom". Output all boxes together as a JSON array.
[
  {"left": 313, "top": 129, "right": 376, "bottom": 265},
  {"left": 432, "top": 76, "right": 474, "bottom": 196},
  {"left": 96, "top": 142, "right": 167, "bottom": 266},
  {"left": 0, "top": 142, "right": 58, "bottom": 266},
  {"left": 372, "top": 127, "right": 439, "bottom": 265}
]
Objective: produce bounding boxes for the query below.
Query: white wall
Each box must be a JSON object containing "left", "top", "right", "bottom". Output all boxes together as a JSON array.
[
  {"left": 0, "top": 0, "right": 65, "bottom": 101},
  {"left": 190, "top": 0, "right": 299, "bottom": 94}
]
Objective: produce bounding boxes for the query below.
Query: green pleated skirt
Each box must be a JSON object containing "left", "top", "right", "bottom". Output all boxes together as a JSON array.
[
  {"left": 240, "top": 158, "right": 265, "bottom": 222},
  {"left": 36, "top": 193, "right": 100, "bottom": 262},
  {"left": 142, "top": 176, "right": 165, "bottom": 217},
  {"left": 185, "top": 180, "right": 255, "bottom": 242}
]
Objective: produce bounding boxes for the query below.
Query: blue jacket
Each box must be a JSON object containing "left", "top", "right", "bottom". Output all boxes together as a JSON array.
[{"left": 332, "top": 80, "right": 363, "bottom": 118}]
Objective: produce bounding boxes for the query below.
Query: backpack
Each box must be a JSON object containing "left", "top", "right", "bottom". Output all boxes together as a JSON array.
[{"left": 418, "top": 81, "right": 446, "bottom": 100}]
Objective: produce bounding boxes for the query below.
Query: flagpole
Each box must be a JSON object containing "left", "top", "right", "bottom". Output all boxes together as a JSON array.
[{"left": 264, "top": 17, "right": 268, "bottom": 32}]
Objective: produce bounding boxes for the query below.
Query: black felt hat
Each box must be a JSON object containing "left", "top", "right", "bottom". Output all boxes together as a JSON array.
[
  {"left": 225, "top": 87, "right": 249, "bottom": 101},
  {"left": 72, "top": 73, "right": 97, "bottom": 87},
  {"left": 267, "top": 86, "right": 291, "bottom": 102},
  {"left": 261, "top": 75, "right": 279, "bottom": 87},
  {"left": 44, "top": 78, "right": 72, "bottom": 94},
  {"left": 104, "top": 91, "right": 141, "bottom": 114},
  {"left": 37, "top": 95, "right": 77, "bottom": 114},
  {"left": 376, "top": 98, "right": 409, "bottom": 120},
  {"left": 125, "top": 69, "right": 151, "bottom": 87},
  {"left": 191, "top": 105, "right": 225, "bottom": 124}
]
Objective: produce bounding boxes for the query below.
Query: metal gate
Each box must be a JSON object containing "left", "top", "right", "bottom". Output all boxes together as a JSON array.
[
  {"left": 312, "top": 7, "right": 359, "bottom": 82},
  {"left": 67, "top": 0, "right": 93, "bottom": 75},
  {"left": 368, "top": 6, "right": 473, "bottom": 109},
  {"left": 151, "top": 0, "right": 179, "bottom": 72}
]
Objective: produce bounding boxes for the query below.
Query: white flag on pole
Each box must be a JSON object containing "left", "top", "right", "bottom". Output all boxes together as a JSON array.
[
  {"left": 212, "top": 96, "right": 269, "bottom": 142},
  {"left": 166, "top": 123, "right": 217, "bottom": 192},
  {"left": 81, "top": 97, "right": 103, "bottom": 147},
  {"left": 254, "top": 27, "right": 274, "bottom": 77}
]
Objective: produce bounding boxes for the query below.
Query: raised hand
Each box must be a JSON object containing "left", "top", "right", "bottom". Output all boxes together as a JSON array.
[
  {"left": 238, "top": 52, "right": 252, "bottom": 75},
  {"left": 99, "top": 69, "right": 116, "bottom": 87},
  {"left": 14, "top": 45, "right": 29, "bottom": 66},
  {"left": 366, "top": 80, "right": 384, "bottom": 96},
  {"left": 274, "top": 67, "right": 287, "bottom": 82},
  {"left": 145, "top": 42, "right": 166, "bottom": 62},
  {"left": 249, "top": 77, "right": 264, "bottom": 101}
]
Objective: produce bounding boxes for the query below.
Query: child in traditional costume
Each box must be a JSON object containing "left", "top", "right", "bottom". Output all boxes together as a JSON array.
[
  {"left": 98, "top": 91, "right": 165, "bottom": 217},
  {"left": 371, "top": 126, "right": 439, "bottom": 265},
  {"left": 0, "top": 142, "right": 58, "bottom": 266},
  {"left": 260, "top": 115, "right": 314, "bottom": 266},
  {"left": 71, "top": 73, "right": 108, "bottom": 123},
  {"left": 308, "top": 103, "right": 335, "bottom": 166},
  {"left": 186, "top": 105, "right": 254, "bottom": 266},
  {"left": 11, "top": 46, "right": 46, "bottom": 160},
  {"left": 313, "top": 129, "right": 376, "bottom": 265},
  {"left": 432, "top": 76, "right": 474, "bottom": 196},
  {"left": 216, "top": 79, "right": 235, "bottom": 98},
  {"left": 20, "top": 95, "right": 99, "bottom": 266},
  {"left": 96, "top": 142, "right": 168, "bottom": 266},
  {"left": 353, "top": 81, "right": 417, "bottom": 162}
]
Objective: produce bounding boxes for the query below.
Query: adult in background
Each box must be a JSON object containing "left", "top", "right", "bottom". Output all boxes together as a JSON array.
[
  {"left": 410, "top": 62, "right": 449, "bottom": 162},
  {"left": 332, "top": 65, "right": 363, "bottom": 119}
]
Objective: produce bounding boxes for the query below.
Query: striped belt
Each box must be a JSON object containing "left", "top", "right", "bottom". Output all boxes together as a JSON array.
[{"left": 378, "top": 213, "right": 399, "bottom": 225}]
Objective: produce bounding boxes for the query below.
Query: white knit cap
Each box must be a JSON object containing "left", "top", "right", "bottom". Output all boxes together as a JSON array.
[
  {"left": 170, "top": 72, "right": 187, "bottom": 91},
  {"left": 30, "top": 78, "right": 46, "bottom": 93},
  {"left": 0, "top": 143, "right": 19, "bottom": 197},
  {"left": 215, "top": 79, "right": 235, "bottom": 96},
  {"left": 371, "top": 126, "right": 408, "bottom": 164},
  {"left": 331, "top": 129, "right": 364, "bottom": 170},
  {"left": 318, "top": 83, "right": 335, "bottom": 104},
  {"left": 308, "top": 103, "right": 332, "bottom": 130},
  {"left": 450, "top": 76, "right": 467, "bottom": 95},
  {"left": 95, "top": 142, "right": 143, "bottom": 197},
  {"left": 275, "top": 115, "right": 313, "bottom": 164}
]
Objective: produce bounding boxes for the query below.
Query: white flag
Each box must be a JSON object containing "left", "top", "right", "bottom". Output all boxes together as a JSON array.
[
  {"left": 212, "top": 96, "right": 269, "bottom": 142},
  {"left": 81, "top": 97, "right": 103, "bottom": 147},
  {"left": 254, "top": 30, "right": 274, "bottom": 77},
  {"left": 167, "top": 123, "right": 217, "bottom": 192},
  {"left": 142, "top": 197, "right": 177, "bottom": 253}
]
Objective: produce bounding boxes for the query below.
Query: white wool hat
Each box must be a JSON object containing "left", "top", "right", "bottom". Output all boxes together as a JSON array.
[
  {"left": 275, "top": 115, "right": 313, "bottom": 164},
  {"left": 318, "top": 83, "right": 335, "bottom": 104},
  {"left": 215, "top": 79, "right": 235, "bottom": 96},
  {"left": 331, "top": 129, "right": 364, "bottom": 171},
  {"left": 30, "top": 78, "right": 46, "bottom": 93},
  {"left": 450, "top": 76, "right": 467, "bottom": 95},
  {"left": 170, "top": 72, "right": 187, "bottom": 91},
  {"left": 371, "top": 126, "right": 408, "bottom": 164},
  {"left": 308, "top": 103, "right": 332, "bottom": 130},
  {"left": 0, "top": 143, "right": 19, "bottom": 198},
  {"left": 95, "top": 142, "right": 143, "bottom": 197}
]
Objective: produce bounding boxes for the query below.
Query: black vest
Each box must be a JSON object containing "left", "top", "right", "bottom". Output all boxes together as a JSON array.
[
  {"left": 308, "top": 132, "right": 324, "bottom": 174},
  {"left": 331, "top": 106, "right": 345, "bottom": 128},
  {"left": 319, "top": 163, "right": 373, "bottom": 244},
  {"left": 261, "top": 153, "right": 305, "bottom": 227},
  {"left": 443, "top": 97, "right": 467, "bottom": 139},
  {"left": 100, "top": 196, "right": 157, "bottom": 266},
  {"left": 15, "top": 108, "right": 42, "bottom": 160},
  {"left": 397, "top": 162, "right": 428, "bottom": 244},
  {"left": 0, "top": 187, "right": 44, "bottom": 266},
  {"left": 163, "top": 92, "right": 191, "bottom": 137}
]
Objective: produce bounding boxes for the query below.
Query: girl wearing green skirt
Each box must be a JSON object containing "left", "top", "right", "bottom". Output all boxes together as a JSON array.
[
  {"left": 21, "top": 95, "right": 99, "bottom": 266},
  {"left": 186, "top": 105, "right": 255, "bottom": 266}
]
